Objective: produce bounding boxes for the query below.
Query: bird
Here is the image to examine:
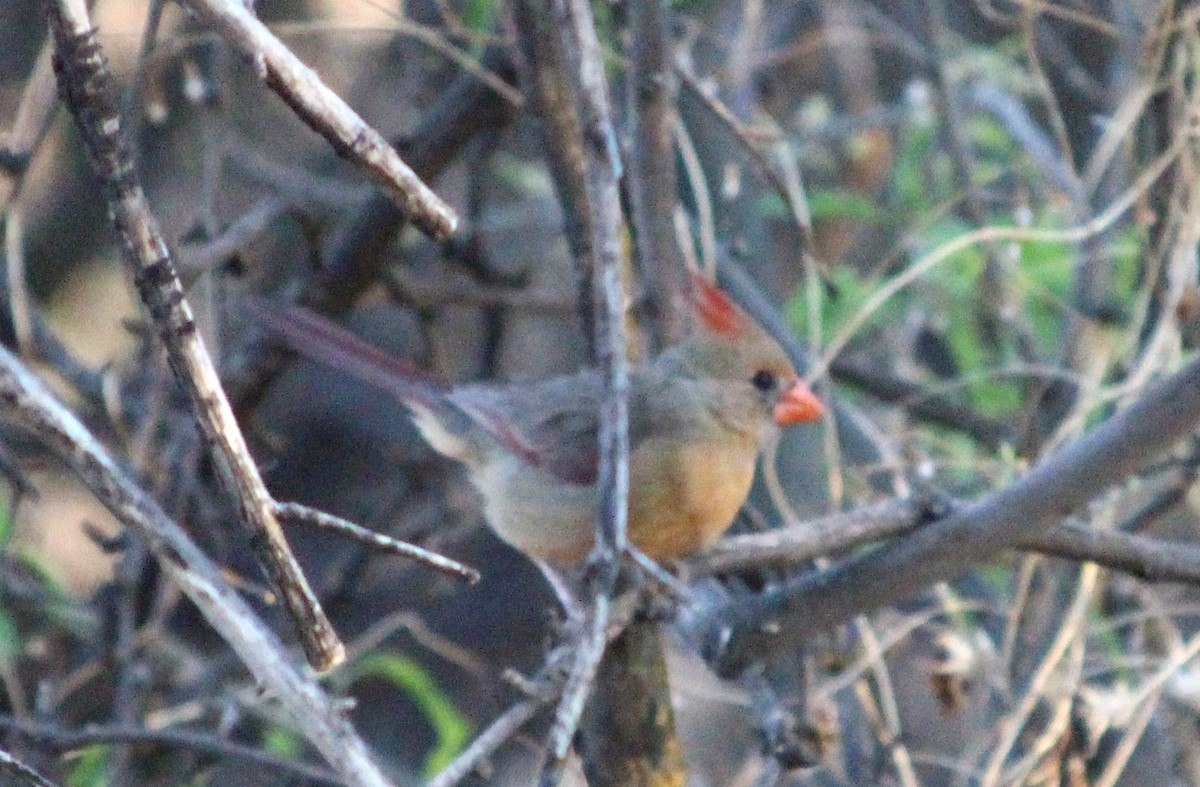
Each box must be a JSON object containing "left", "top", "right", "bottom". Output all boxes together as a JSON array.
[{"left": 247, "top": 273, "right": 823, "bottom": 599}]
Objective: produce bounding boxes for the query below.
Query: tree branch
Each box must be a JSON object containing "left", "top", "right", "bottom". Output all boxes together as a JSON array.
[
  {"left": 691, "top": 352, "right": 1200, "bottom": 675},
  {"left": 177, "top": 0, "right": 457, "bottom": 240},
  {"left": 44, "top": 0, "right": 343, "bottom": 670},
  {"left": 0, "top": 345, "right": 390, "bottom": 786}
]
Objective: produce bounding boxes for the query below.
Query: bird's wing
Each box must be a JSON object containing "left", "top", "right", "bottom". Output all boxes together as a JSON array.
[
  {"left": 450, "top": 374, "right": 602, "bottom": 486},
  {"left": 452, "top": 370, "right": 711, "bottom": 488}
]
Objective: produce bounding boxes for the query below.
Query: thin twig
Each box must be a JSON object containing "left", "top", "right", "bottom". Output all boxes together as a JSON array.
[
  {"left": 694, "top": 349, "right": 1200, "bottom": 676},
  {"left": 0, "top": 716, "right": 340, "bottom": 785},
  {"left": 626, "top": 0, "right": 687, "bottom": 345},
  {"left": 540, "top": 0, "right": 631, "bottom": 775},
  {"left": 44, "top": 0, "right": 344, "bottom": 670},
  {"left": 0, "top": 344, "right": 390, "bottom": 785},
  {"left": 275, "top": 501, "right": 480, "bottom": 584},
  {"left": 177, "top": 0, "right": 457, "bottom": 240},
  {"left": 689, "top": 494, "right": 1200, "bottom": 585},
  {"left": 0, "top": 746, "right": 57, "bottom": 787}
]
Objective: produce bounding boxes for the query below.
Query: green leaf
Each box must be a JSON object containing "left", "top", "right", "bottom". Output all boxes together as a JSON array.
[
  {"left": 0, "top": 607, "right": 21, "bottom": 664},
  {"left": 462, "top": 0, "right": 496, "bottom": 34},
  {"left": 806, "top": 189, "right": 879, "bottom": 223},
  {"left": 353, "top": 652, "right": 471, "bottom": 776},
  {"left": 262, "top": 726, "right": 304, "bottom": 760},
  {"left": 0, "top": 493, "right": 11, "bottom": 547},
  {"left": 66, "top": 744, "right": 111, "bottom": 787},
  {"left": 461, "top": 0, "right": 496, "bottom": 57}
]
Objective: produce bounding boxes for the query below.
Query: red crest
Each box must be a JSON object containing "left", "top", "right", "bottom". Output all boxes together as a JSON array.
[{"left": 690, "top": 271, "right": 749, "bottom": 336}]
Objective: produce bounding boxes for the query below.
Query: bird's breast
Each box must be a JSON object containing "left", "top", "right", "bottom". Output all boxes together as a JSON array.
[
  {"left": 626, "top": 435, "right": 759, "bottom": 560},
  {"left": 468, "top": 433, "right": 760, "bottom": 565}
]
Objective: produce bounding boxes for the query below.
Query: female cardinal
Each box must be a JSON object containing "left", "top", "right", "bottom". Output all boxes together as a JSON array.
[{"left": 248, "top": 274, "right": 823, "bottom": 577}]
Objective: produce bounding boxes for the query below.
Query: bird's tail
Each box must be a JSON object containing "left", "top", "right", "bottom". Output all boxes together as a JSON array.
[
  {"left": 244, "top": 297, "right": 513, "bottom": 465},
  {"left": 243, "top": 296, "right": 451, "bottom": 410}
]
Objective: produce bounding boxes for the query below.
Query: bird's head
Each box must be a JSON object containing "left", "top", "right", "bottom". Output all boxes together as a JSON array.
[{"left": 662, "top": 272, "right": 824, "bottom": 428}]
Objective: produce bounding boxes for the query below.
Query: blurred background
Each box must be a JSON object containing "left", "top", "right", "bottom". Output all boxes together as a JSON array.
[{"left": 2, "top": 0, "right": 1200, "bottom": 784}]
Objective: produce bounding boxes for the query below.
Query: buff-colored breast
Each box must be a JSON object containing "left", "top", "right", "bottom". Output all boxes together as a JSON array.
[{"left": 626, "top": 435, "right": 759, "bottom": 560}]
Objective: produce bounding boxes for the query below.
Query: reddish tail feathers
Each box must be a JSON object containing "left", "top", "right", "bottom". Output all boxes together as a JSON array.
[{"left": 244, "top": 297, "right": 446, "bottom": 408}]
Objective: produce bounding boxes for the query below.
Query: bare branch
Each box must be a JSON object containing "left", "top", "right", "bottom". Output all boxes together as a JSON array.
[
  {"left": 694, "top": 351, "right": 1200, "bottom": 675},
  {"left": 0, "top": 745, "right": 57, "bottom": 787},
  {"left": 44, "top": 0, "right": 344, "bottom": 670},
  {"left": 275, "top": 501, "right": 480, "bottom": 584},
  {"left": 0, "top": 345, "right": 391, "bottom": 786},
  {"left": 534, "top": 0, "right": 632, "bottom": 775},
  {"left": 627, "top": 0, "right": 687, "bottom": 344},
  {"left": 0, "top": 716, "right": 341, "bottom": 786},
  {"left": 178, "top": 0, "right": 457, "bottom": 240},
  {"left": 689, "top": 495, "right": 1200, "bottom": 586}
]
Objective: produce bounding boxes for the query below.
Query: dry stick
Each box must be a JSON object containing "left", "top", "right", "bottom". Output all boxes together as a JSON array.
[
  {"left": 274, "top": 502, "right": 480, "bottom": 584},
  {"left": 626, "top": 0, "right": 687, "bottom": 345},
  {"left": 574, "top": 1, "right": 689, "bottom": 784},
  {"left": 698, "top": 352, "right": 1200, "bottom": 676},
  {"left": 429, "top": 650, "right": 571, "bottom": 787},
  {"left": 539, "top": 0, "right": 631, "bottom": 780},
  {"left": 312, "top": 45, "right": 516, "bottom": 314},
  {"left": 176, "top": 0, "right": 456, "bottom": 241},
  {"left": 44, "top": 0, "right": 343, "bottom": 671},
  {"left": 0, "top": 346, "right": 392, "bottom": 786},
  {"left": 0, "top": 747, "right": 58, "bottom": 787},
  {"left": 688, "top": 495, "right": 1200, "bottom": 585},
  {"left": 509, "top": 0, "right": 596, "bottom": 337},
  {"left": 431, "top": 597, "right": 645, "bottom": 787},
  {"left": 0, "top": 716, "right": 341, "bottom": 786}
]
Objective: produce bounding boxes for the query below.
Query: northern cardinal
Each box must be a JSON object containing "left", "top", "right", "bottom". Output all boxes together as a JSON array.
[{"left": 248, "top": 274, "right": 823, "bottom": 575}]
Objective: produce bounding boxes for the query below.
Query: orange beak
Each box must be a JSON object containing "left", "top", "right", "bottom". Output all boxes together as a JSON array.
[{"left": 774, "top": 381, "right": 824, "bottom": 425}]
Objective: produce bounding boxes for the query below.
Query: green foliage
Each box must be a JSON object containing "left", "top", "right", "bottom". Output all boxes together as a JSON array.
[
  {"left": 791, "top": 55, "right": 1120, "bottom": 427},
  {"left": 263, "top": 726, "right": 305, "bottom": 759},
  {"left": 66, "top": 745, "right": 111, "bottom": 787},
  {"left": 804, "top": 189, "right": 880, "bottom": 223},
  {"left": 461, "top": 0, "right": 496, "bottom": 56},
  {"left": 0, "top": 607, "right": 20, "bottom": 664},
  {"left": 0, "top": 495, "right": 11, "bottom": 548},
  {"left": 461, "top": 0, "right": 496, "bottom": 36},
  {"left": 352, "top": 651, "right": 471, "bottom": 777}
]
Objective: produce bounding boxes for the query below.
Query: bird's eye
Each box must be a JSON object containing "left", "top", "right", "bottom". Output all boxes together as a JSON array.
[{"left": 751, "top": 369, "right": 777, "bottom": 392}]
